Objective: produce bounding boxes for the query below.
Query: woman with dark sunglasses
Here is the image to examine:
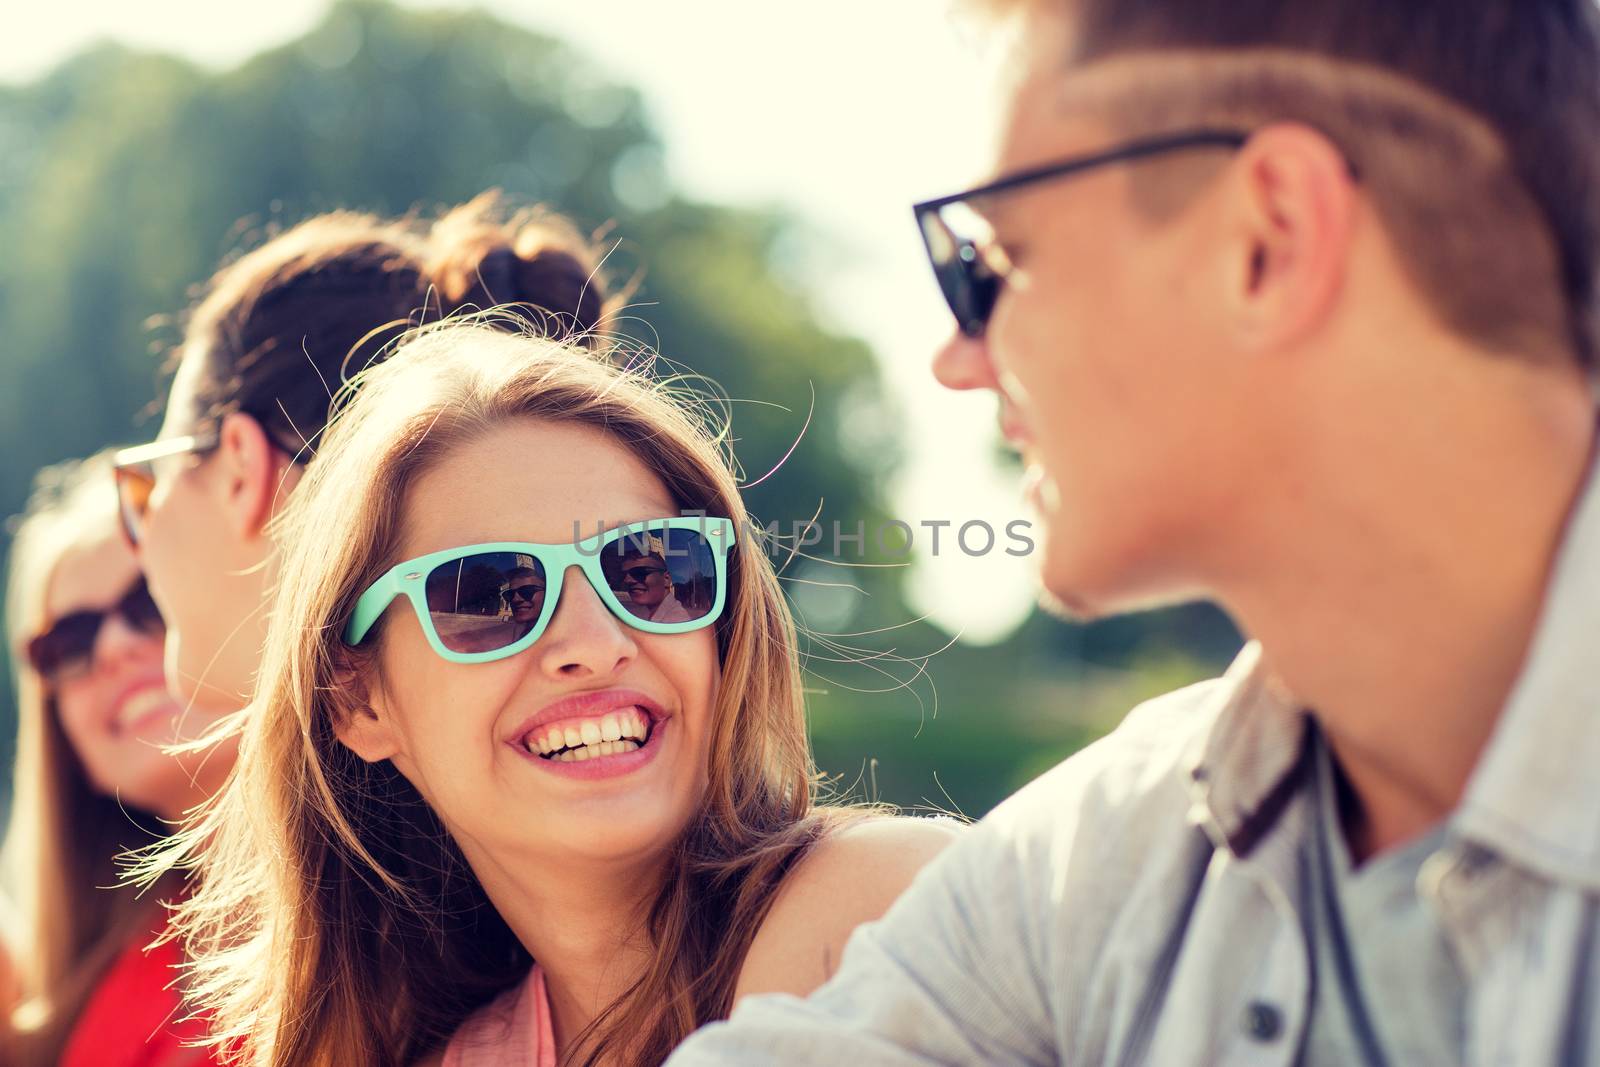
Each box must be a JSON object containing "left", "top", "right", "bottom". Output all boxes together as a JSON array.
[
  {"left": 0, "top": 452, "right": 221, "bottom": 1067},
  {"left": 137, "top": 321, "right": 958, "bottom": 1067}
]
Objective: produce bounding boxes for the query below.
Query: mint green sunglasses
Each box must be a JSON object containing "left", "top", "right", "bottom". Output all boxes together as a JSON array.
[{"left": 345, "top": 517, "right": 735, "bottom": 664}]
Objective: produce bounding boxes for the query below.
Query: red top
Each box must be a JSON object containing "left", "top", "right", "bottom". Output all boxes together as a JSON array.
[{"left": 59, "top": 910, "right": 221, "bottom": 1067}]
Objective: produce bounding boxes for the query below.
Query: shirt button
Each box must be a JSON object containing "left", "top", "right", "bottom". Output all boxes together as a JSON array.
[{"left": 1242, "top": 1001, "right": 1284, "bottom": 1043}]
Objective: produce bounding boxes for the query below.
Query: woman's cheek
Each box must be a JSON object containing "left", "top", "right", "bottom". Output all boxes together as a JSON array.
[
  {"left": 666, "top": 632, "right": 719, "bottom": 766},
  {"left": 54, "top": 684, "right": 97, "bottom": 742}
]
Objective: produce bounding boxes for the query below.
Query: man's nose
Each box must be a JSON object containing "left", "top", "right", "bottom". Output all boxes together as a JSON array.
[{"left": 931, "top": 332, "right": 1000, "bottom": 392}]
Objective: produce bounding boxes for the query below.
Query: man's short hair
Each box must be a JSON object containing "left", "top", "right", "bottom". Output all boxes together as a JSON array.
[{"left": 986, "top": 0, "right": 1600, "bottom": 369}]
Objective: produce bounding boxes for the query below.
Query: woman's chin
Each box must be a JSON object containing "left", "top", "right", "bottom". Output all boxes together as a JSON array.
[
  {"left": 89, "top": 762, "right": 202, "bottom": 820},
  {"left": 529, "top": 807, "right": 694, "bottom": 869}
]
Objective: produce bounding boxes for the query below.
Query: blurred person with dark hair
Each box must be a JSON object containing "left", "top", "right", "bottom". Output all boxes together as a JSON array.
[
  {"left": 114, "top": 193, "right": 612, "bottom": 729},
  {"left": 672, "top": 1, "right": 1600, "bottom": 1064},
  {"left": 0, "top": 453, "right": 217, "bottom": 1067}
]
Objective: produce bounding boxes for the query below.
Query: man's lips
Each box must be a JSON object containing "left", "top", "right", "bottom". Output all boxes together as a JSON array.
[{"left": 998, "top": 398, "right": 1034, "bottom": 450}]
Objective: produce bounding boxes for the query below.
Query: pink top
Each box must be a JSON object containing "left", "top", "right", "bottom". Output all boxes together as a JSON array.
[{"left": 441, "top": 966, "right": 558, "bottom": 1067}]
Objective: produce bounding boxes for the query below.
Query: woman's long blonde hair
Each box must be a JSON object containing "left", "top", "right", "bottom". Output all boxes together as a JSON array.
[
  {"left": 150, "top": 320, "right": 852, "bottom": 1066},
  {"left": 2, "top": 453, "right": 178, "bottom": 1066}
]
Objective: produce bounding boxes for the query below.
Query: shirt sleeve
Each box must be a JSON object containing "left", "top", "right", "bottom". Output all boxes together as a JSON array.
[{"left": 666, "top": 816, "right": 1058, "bottom": 1066}]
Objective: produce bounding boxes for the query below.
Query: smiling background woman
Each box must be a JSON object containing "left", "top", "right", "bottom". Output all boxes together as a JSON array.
[{"left": 0, "top": 454, "right": 218, "bottom": 1067}]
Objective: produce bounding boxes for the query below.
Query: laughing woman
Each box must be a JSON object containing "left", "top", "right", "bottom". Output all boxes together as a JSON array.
[{"left": 150, "top": 322, "right": 958, "bottom": 1066}]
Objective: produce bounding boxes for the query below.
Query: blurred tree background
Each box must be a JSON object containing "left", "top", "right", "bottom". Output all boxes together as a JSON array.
[{"left": 0, "top": 0, "right": 1239, "bottom": 821}]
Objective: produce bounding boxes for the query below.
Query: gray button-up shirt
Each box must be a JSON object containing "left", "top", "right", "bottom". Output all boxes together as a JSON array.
[{"left": 670, "top": 463, "right": 1600, "bottom": 1066}]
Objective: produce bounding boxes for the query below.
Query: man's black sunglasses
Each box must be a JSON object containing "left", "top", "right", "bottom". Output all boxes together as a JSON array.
[{"left": 913, "top": 128, "right": 1251, "bottom": 338}]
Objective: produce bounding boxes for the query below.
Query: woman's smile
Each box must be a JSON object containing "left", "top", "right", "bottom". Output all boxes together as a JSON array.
[
  {"left": 505, "top": 686, "right": 672, "bottom": 780},
  {"left": 107, "top": 674, "right": 182, "bottom": 736}
]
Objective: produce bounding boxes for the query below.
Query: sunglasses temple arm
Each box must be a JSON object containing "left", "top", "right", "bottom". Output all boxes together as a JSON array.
[{"left": 345, "top": 572, "right": 402, "bottom": 646}]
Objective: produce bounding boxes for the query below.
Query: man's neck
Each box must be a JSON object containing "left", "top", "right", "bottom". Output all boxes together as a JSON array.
[{"left": 1219, "top": 365, "right": 1597, "bottom": 863}]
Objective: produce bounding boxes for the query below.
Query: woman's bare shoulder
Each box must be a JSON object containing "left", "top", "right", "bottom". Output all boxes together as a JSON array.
[{"left": 733, "top": 814, "right": 965, "bottom": 1004}]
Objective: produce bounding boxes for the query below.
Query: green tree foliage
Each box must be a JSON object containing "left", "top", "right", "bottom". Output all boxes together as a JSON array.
[
  {"left": 0, "top": 0, "right": 892, "bottom": 783},
  {"left": 0, "top": 1, "right": 887, "bottom": 525}
]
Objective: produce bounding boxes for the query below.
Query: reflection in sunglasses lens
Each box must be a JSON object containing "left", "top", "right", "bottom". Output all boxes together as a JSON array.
[
  {"left": 598, "top": 528, "right": 718, "bottom": 625},
  {"left": 425, "top": 552, "right": 548, "bottom": 654}
]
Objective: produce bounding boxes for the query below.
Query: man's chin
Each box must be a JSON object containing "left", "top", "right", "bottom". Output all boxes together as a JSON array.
[
  {"left": 1035, "top": 534, "right": 1200, "bottom": 623},
  {"left": 1036, "top": 584, "right": 1103, "bottom": 622},
  {"left": 1034, "top": 528, "right": 1118, "bottom": 621}
]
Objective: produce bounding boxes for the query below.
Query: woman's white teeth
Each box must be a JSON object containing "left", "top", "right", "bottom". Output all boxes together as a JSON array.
[
  {"left": 114, "top": 688, "right": 172, "bottom": 729},
  {"left": 526, "top": 707, "right": 651, "bottom": 760},
  {"left": 550, "top": 739, "right": 641, "bottom": 762}
]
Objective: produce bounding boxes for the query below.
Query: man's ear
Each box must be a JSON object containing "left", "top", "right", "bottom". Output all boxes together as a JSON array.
[
  {"left": 329, "top": 657, "right": 403, "bottom": 765},
  {"left": 212, "top": 412, "right": 292, "bottom": 542},
  {"left": 1224, "top": 122, "right": 1358, "bottom": 352}
]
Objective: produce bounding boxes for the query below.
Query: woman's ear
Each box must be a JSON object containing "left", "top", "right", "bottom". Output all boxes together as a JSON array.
[{"left": 329, "top": 652, "right": 402, "bottom": 764}]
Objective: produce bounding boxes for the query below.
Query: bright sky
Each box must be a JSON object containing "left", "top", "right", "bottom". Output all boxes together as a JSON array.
[{"left": 3, "top": 1, "right": 1040, "bottom": 643}]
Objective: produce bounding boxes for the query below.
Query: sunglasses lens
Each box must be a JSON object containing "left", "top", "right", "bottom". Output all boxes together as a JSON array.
[
  {"left": 26, "top": 613, "right": 102, "bottom": 681},
  {"left": 961, "top": 263, "right": 1000, "bottom": 339},
  {"left": 425, "top": 552, "right": 548, "bottom": 654},
  {"left": 598, "top": 527, "right": 720, "bottom": 626},
  {"left": 919, "top": 206, "right": 1003, "bottom": 338},
  {"left": 119, "top": 578, "right": 165, "bottom": 635},
  {"left": 26, "top": 576, "right": 166, "bottom": 682},
  {"left": 114, "top": 465, "right": 154, "bottom": 546}
]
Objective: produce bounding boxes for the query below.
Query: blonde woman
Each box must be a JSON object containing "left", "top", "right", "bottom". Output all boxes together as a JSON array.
[
  {"left": 1, "top": 454, "right": 219, "bottom": 1067},
  {"left": 149, "top": 321, "right": 958, "bottom": 1066}
]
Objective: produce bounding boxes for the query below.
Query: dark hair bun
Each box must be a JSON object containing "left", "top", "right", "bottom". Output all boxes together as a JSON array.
[
  {"left": 427, "top": 191, "right": 612, "bottom": 347},
  {"left": 182, "top": 212, "right": 433, "bottom": 456}
]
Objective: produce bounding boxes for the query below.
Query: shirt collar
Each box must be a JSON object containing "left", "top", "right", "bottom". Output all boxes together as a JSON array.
[
  {"left": 1453, "top": 449, "right": 1600, "bottom": 890},
  {"left": 1183, "top": 641, "right": 1310, "bottom": 857}
]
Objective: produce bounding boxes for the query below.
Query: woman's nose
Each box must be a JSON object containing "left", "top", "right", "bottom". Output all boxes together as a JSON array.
[
  {"left": 534, "top": 568, "right": 638, "bottom": 680},
  {"left": 92, "top": 612, "right": 160, "bottom": 675}
]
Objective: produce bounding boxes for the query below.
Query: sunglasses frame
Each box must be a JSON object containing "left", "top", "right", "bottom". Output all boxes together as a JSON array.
[
  {"left": 912, "top": 128, "right": 1253, "bottom": 338},
  {"left": 111, "top": 432, "right": 220, "bottom": 547},
  {"left": 345, "top": 517, "right": 736, "bottom": 664},
  {"left": 25, "top": 576, "right": 163, "bottom": 682}
]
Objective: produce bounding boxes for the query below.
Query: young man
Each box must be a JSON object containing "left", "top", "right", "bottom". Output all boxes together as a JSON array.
[{"left": 671, "top": 1, "right": 1600, "bottom": 1064}]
